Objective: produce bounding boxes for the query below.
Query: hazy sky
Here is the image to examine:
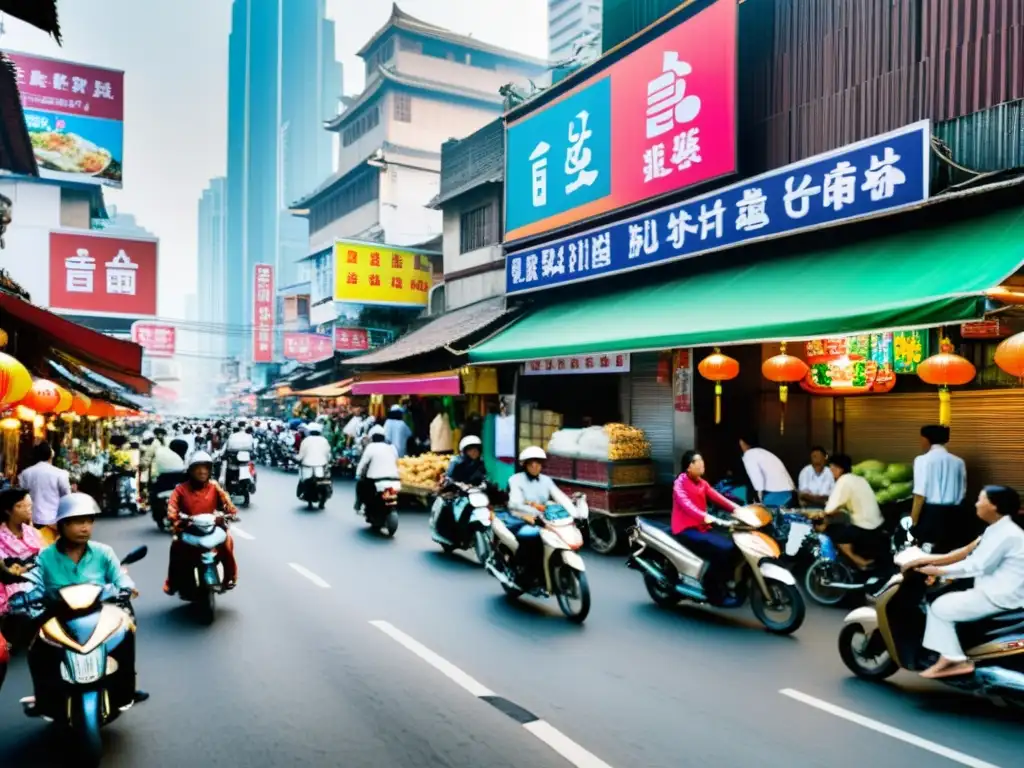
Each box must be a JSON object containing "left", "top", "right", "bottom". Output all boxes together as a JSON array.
[{"left": 0, "top": 0, "right": 547, "bottom": 320}]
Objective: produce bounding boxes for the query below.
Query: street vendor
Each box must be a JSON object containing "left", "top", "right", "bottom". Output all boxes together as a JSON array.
[{"left": 912, "top": 425, "right": 969, "bottom": 553}]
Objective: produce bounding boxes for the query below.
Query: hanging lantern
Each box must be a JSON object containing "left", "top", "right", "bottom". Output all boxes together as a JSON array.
[
  {"left": 917, "top": 337, "right": 975, "bottom": 426},
  {"left": 761, "top": 342, "right": 810, "bottom": 434},
  {"left": 71, "top": 392, "right": 91, "bottom": 417},
  {"left": 15, "top": 404, "right": 36, "bottom": 422},
  {"left": 993, "top": 331, "right": 1024, "bottom": 380},
  {"left": 697, "top": 347, "right": 740, "bottom": 425},
  {"left": 87, "top": 400, "right": 115, "bottom": 419},
  {"left": 0, "top": 328, "right": 8, "bottom": 348},
  {"left": 0, "top": 352, "right": 32, "bottom": 405},
  {"left": 53, "top": 385, "right": 73, "bottom": 414},
  {"left": 21, "top": 379, "right": 61, "bottom": 414},
  {"left": 0, "top": 416, "right": 19, "bottom": 431}
]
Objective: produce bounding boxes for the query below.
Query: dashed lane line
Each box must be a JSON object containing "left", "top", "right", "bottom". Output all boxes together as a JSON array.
[{"left": 288, "top": 562, "right": 331, "bottom": 589}]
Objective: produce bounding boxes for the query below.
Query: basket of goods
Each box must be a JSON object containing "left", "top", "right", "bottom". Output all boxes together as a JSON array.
[{"left": 397, "top": 453, "right": 452, "bottom": 491}]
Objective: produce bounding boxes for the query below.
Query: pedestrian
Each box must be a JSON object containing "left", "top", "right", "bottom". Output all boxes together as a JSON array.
[
  {"left": 384, "top": 405, "right": 412, "bottom": 458},
  {"left": 911, "top": 424, "right": 968, "bottom": 553},
  {"left": 797, "top": 446, "right": 835, "bottom": 507},
  {"left": 17, "top": 442, "right": 71, "bottom": 546},
  {"left": 739, "top": 436, "right": 795, "bottom": 507},
  {"left": 429, "top": 402, "right": 453, "bottom": 455}
]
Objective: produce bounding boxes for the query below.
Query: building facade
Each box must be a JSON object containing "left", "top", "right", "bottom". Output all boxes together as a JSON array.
[
  {"left": 224, "top": 0, "right": 341, "bottom": 368},
  {"left": 549, "top": 0, "right": 603, "bottom": 61},
  {"left": 197, "top": 177, "right": 228, "bottom": 361}
]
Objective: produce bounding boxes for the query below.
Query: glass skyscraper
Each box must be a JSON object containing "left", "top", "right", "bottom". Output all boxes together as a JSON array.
[{"left": 223, "top": 0, "right": 341, "bottom": 364}]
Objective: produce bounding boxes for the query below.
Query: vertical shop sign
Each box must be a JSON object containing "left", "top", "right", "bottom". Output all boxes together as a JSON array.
[
  {"left": 893, "top": 330, "right": 930, "bottom": 374},
  {"left": 252, "top": 264, "right": 274, "bottom": 363},
  {"left": 673, "top": 349, "right": 692, "bottom": 412}
]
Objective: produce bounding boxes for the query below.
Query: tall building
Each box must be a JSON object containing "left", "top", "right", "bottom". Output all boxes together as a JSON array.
[
  {"left": 197, "top": 177, "right": 228, "bottom": 360},
  {"left": 549, "top": 0, "right": 602, "bottom": 61},
  {"left": 224, "top": 0, "right": 341, "bottom": 365}
]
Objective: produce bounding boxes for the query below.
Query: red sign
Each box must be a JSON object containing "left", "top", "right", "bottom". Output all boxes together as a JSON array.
[
  {"left": 334, "top": 327, "right": 369, "bottom": 352},
  {"left": 960, "top": 319, "right": 1010, "bottom": 339},
  {"left": 283, "top": 333, "right": 334, "bottom": 363},
  {"left": 252, "top": 264, "right": 274, "bottom": 363},
  {"left": 48, "top": 232, "right": 158, "bottom": 316},
  {"left": 6, "top": 52, "right": 124, "bottom": 121},
  {"left": 131, "top": 322, "right": 176, "bottom": 357}
]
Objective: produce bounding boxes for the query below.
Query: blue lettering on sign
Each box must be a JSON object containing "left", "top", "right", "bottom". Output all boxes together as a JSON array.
[{"left": 505, "top": 120, "right": 931, "bottom": 295}]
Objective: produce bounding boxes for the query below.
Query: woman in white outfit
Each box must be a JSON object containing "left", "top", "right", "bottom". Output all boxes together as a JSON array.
[{"left": 903, "top": 485, "right": 1024, "bottom": 679}]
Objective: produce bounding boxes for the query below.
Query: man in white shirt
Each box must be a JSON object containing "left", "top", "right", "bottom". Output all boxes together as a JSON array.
[
  {"left": 225, "top": 424, "right": 255, "bottom": 454},
  {"left": 907, "top": 485, "right": 1024, "bottom": 679},
  {"left": 739, "top": 437, "right": 795, "bottom": 507},
  {"left": 298, "top": 423, "right": 332, "bottom": 467},
  {"left": 342, "top": 408, "right": 365, "bottom": 447},
  {"left": 797, "top": 446, "right": 835, "bottom": 507},
  {"left": 817, "top": 453, "right": 885, "bottom": 569},
  {"left": 912, "top": 424, "right": 968, "bottom": 553},
  {"left": 354, "top": 426, "right": 399, "bottom": 511},
  {"left": 18, "top": 442, "right": 71, "bottom": 530}
]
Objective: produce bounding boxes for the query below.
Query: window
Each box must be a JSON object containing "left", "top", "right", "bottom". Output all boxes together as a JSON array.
[
  {"left": 459, "top": 204, "right": 496, "bottom": 253},
  {"left": 310, "top": 170, "right": 380, "bottom": 232},
  {"left": 341, "top": 105, "right": 380, "bottom": 147},
  {"left": 398, "top": 36, "right": 423, "bottom": 53},
  {"left": 365, "top": 37, "right": 395, "bottom": 74},
  {"left": 393, "top": 92, "right": 412, "bottom": 123}
]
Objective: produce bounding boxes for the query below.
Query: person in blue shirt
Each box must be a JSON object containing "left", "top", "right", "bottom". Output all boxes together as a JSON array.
[{"left": 383, "top": 405, "right": 413, "bottom": 458}]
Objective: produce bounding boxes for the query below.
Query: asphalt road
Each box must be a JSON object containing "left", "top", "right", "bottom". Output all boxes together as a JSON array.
[{"left": 1, "top": 468, "right": 1020, "bottom": 767}]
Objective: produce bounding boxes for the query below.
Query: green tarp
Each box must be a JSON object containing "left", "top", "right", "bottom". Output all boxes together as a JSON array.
[{"left": 470, "top": 209, "right": 1024, "bottom": 363}]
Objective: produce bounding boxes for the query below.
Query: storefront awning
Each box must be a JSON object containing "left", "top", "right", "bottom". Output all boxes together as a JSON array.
[
  {"left": 352, "top": 371, "right": 461, "bottom": 396},
  {"left": 294, "top": 379, "right": 353, "bottom": 398},
  {"left": 470, "top": 208, "right": 1024, "bottom": 363}
]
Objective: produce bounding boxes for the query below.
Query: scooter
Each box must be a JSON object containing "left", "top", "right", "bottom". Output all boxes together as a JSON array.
[
  {"left": 173, "top": 512, "right": 236, "bottom": 624},
  {"left": 298, "top": 464, "right": 333, "bottom": 510},
  {"left": 104, "top": 467, "right": 138, "bottom": 517},
  {"left": 839, "top": 546, "right": 1024, "bottom": 706},
  {"left": 150, "top": 471, "right": 188, "bottom": 532},
  {"left": 485, "top": 498, "right": 591, "bottom": 623},
  {"left": 224, "top": 450, "right": 255, "bottom": 507},
  {"left": 363, "top": 478, "right": 400, "bottom": 537},
  {"left": 430, "top": 480, "right": 493, "bottom": 564},
  {"left": 10, "top": 546, "right": 148, "bottom": 768},
  {"left": 626, "top": 504, "right": 805, "bottom": 634}
]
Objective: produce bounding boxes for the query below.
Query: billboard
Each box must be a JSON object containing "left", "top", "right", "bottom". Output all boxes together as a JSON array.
[
  {"left": 504, "top": 0, "right": 737, "bottom": 242},
  {"left": 334, "top": 327, "right": 369, "bottom": 352},
  {"left": 252, "top": 264, "right": 274, "bottom": 363},
  {"left": 283, "top": 332, "right": 334, "bottom": 363},
  {"left": 48, "top": 232, "right": 158, "bottom": 315},
  {"left": 7, "top": 51, "right": 124, "bottom": 188},
  {"left": 131, "top": 322, "right": 176, "bottom": 357},
  {"left": 332, "top": 239, "right": 432, "bottom": 307}
]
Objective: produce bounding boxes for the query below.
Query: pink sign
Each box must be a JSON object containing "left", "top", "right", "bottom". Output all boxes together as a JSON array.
[
  {"left": 283, "top": 333, "right": 334, "bottom": 363},
  {"left": 252, "top": 265, "right": 274, "bottom": 363},
  {"left": 6, "top": 51, "right": 124, "bottom": 121},
  {"left": 334, "top": 327, "right": 369, "bottom": 352},
  {"left": 131, "top": 322, "right": 176, "bottom": 357}
]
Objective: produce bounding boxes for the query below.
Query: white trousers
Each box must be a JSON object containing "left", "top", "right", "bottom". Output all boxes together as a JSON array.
[{"left": 922, "top": 588, "right": 1000, "bottom": 662}]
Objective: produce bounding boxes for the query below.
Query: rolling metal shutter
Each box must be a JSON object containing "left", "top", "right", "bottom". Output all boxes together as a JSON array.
[
  {"left": 844, "top": 390, "right": 1024, "bottom": 494},
  {"left": 629, "top": 353, "right": 675, "bottom": 482}
]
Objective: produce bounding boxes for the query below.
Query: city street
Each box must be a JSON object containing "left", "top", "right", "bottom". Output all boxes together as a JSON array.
[{"left": 1, "top": 468, "right": 1020, "bottom": 767}]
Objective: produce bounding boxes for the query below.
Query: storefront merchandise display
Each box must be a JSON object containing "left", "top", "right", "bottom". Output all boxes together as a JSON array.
[
  {"left": 851, "top": 459, "right": 914, "bottom": 507},
  {"left": 397, "top": 453, "right": 451, "bottom": 491}
]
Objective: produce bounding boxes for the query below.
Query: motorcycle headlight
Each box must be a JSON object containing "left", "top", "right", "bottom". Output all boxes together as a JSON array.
[{"left": 61, "top": 647, "right": 106, "bottom": 684}]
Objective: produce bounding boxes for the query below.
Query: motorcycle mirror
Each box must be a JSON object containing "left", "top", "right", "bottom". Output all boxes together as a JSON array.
[{"left": 120, "top": 545, "right": 149, "bottom": 566}]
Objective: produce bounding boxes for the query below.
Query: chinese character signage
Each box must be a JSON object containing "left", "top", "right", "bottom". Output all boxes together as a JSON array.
[
  {"left": 332, "top": 239, "right": 433, "bottom": 307},
  {"left": 7, "top": 51, "right": 124, "bottom": 188},
  {"left": 504, "top": 0, "right": 737, "bottom": 242},
  {"left": 283, "top": 332, "right": 334, "bottom": 364},
  {"left": 131, "top": 322, "right": 176, "bottom": 357},
  {"left": 506, "top": 120, "right": 930, "bottom": 295},
  {"left": 48, "top": 232, "right": 157, "bottom": 316},
  {"left": 802, "top": 334, "right": 896, "bottom": 395},
  {"left": 522, "top": 353, "right": 630, "bottom": 375},
  {"left": 252, "top": 264, "right": 274, "bottom": 363},
  {"left": 334, "top": 327, "right": 370, "bottom": 352},
  {"left": 893, "top": 330, "right": 930, "bottom": 374}
]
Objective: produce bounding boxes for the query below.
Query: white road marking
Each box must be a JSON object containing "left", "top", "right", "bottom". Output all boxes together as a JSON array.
[
  {"left": 779, "top": 689, "right": 1001, "bottom": 768},
  {"left": 288, "top": 563, "right": 331, "bottom": 589},
  {"left": 231, "top": 526, "right": 255, "bottom": 540},
  {"left": 371, "top": 620, "right": 615, "bottom": 768}
]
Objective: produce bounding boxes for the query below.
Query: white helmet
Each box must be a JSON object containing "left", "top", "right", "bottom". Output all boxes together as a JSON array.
[
  {"left": 459, "top": 435, "right": 482, "bottom": 453},
  {"left": 188, "top": 451, "right": 214, "bottom": 469},
  {"left": 307, "top": 422, "right": 323, "bottom": 434},
  {"left": 55, "top": 493, "right": 102, "bottom": 525},
  {"left": 369, "top": 425, "right": 387, "bottom": 438},
  {"left": 142, "top": 430, "right": 155, "bottom": 442},
  {"left": 518, "top": 446, "right": 547, "bottom": 463},
  {"left": 389, "top": 404, "right": 404, "bottom": 414}
]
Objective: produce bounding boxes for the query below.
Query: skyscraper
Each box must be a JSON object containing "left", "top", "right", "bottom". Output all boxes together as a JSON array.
[
  {"left": 224, "top": 0, "right": 341, "bottom": 364},
  {"left": 197, "top": 177, "right": 228, "bottom": 360},
  {"left": 549, "top": 0, "right": 603, "bottom": 61}
]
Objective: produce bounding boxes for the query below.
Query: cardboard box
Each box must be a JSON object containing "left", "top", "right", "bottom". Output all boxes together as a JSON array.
[
  {"left": 518, "top": 437, "right": 533, "bottom": 453},
  {"left": 543, "top": 410, "right": 562, "bottom": 426}
]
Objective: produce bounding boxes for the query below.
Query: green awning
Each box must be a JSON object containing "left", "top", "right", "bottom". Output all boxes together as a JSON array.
[{"left": 470, "top": 208, "right": 1024, "bottom": 363}]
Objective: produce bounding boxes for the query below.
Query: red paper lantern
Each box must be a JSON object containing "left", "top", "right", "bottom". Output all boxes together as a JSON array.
[
  {"left": 698, "top": 348, "right": 740, "bottom": 424},
  {"left": 762, "top": 342, "right": 810, "bottom": 434},
  {"left": 71, "top": 392, "right": 92, "bottom": 416},
  {"left": 88, "top": 400, "right": 115, "bottom": 419},
  {"left": 994, "top": 331, "right": 1024, "bottom": 379},
  {"left": 53, "top": 385, "right": 73, "bottom": 414},
  {"left": 917, "top": 338, "right": 975, "bottom": 425},
  {"left": 21, "top": 379, "right": 61, "bottom": 414}
]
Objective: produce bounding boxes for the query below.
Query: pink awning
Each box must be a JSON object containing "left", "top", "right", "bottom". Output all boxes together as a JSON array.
[{"left": 352, "top": 374, "right": 461, "bottom": 396}]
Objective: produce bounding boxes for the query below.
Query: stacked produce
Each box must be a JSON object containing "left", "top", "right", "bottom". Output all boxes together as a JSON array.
[
  {"left": 604, "top": 423, "right": 651, "bottom": 460},
  {"left": 851, "top": 459, "right": 914, "bottom": 505},
  {"left": 398, "top": 453, "right": 451, "bottom": 488}
]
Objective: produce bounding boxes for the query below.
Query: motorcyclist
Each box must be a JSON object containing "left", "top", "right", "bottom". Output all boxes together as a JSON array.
[
  {"left": 354, "top": 425, "right": 399, "bottom": 512},
  {"left": 22, "top": 493, "right": 148, "bottom": 712},
  {"left": 164, "top": 452, "right": 239, "bottom": 594},
  {"left": 446, "top": 435, "right": 487, "bottom": 486},
  {"left": 223, "top": 422, "right": 255, "bottom": 483},
  {"left": 506, "top": 447, "right": 577, "bottom": 583},
  {"left": 139, "top": 431, "right": 158, "bottom": 484}
]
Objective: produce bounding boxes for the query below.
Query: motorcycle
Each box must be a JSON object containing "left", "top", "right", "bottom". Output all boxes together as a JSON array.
[
  {"left": 430, "top": 480, "right": 493, "bottom": 564},
  {"left": 150, "top": 471, "right": 188, "bottom": 532},
  {"left": 485, "top": 498, "right": 591, "bottom": 623},
  {"left": 10, "top": 546, "right": 148, "bottom": 768},
  {"left": 626, "top": 504, "right": 805, "bottom": 634},
  {"left": 173, "top": 512, "right": 235, "bottom": 624},
  {"left": 298, "top": 464, "right": 333, "bottom": 510},
  {"left": 104, "top": 467, "right": 138, "bottom": 517},
  {"left": 224, "top": 450, "right": 255, "bottom": 507},
  {"left": 334, "top": 444, "right": 360, "bottom": 479},
  {"left": 363, "top": 478, "right": 401, "bottom": 537},
  {"left": 839, "top": 546, "right": 1024, "bottom": 706}
]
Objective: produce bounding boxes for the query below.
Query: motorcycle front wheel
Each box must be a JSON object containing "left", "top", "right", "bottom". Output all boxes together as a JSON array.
[
  {"left": 554, "top": 563, "right": 591, "bottom": 624},
  {"left": 71, "top": 690, "right": 104, "bottom": 768},
  {"left": 198, "top": 589, "right": 216, "bottom": 625},
  {"left": 838, "top": 623, "right": 899, "bottom": 680},
  {"left": 750, "top": 578, "right": 805, "bottom": 635}
]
